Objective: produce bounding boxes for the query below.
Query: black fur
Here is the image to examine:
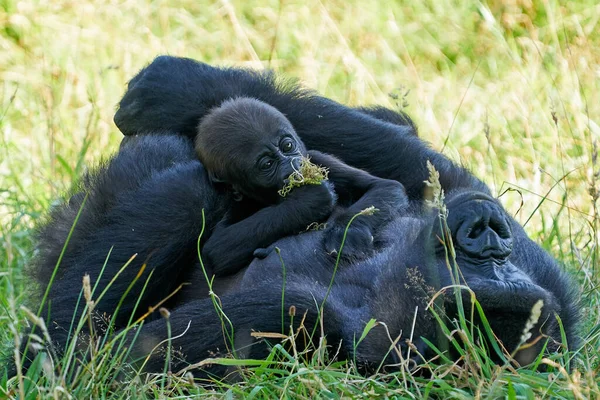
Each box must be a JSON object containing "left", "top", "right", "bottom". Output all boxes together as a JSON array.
[
  {"left": 21, "top": 56, "right": 579, "bottom": 378},
  {"left": 193, "top": 97, "right": 407, "bottom": 275},
  {"left": 114, "top": 56, "right": 485, "bottom": 200},
  {"left": 354, "top": 105, "right": 419, "bottom": 135}
]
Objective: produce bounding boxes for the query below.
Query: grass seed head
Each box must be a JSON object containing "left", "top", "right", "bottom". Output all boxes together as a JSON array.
[{"left": 424, "top": 160, "right": 445, "bottom": 213}]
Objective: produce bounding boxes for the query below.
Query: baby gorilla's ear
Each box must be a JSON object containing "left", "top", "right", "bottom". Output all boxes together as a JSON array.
[
  {"left": 208, "top": 170, "right": 225, "bottom": 183},
  {"left": 231, "top": 185, "right": 244, "bottom": 202}
]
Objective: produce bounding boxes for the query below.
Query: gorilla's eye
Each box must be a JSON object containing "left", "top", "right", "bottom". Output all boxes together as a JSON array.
[
  {"left": 281, "top": 138, "right": 295, "bottom": 153},
  {"left": 259, "top": 158, "right": 274, "bottom": 171}
]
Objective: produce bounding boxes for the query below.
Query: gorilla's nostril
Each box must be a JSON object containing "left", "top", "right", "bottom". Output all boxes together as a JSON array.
[
  {"left": 489, "top": 217, "right": 511, "bottom": 239},
  {"left": 467, "top": 220, "right": 486, "bottom": 239}
]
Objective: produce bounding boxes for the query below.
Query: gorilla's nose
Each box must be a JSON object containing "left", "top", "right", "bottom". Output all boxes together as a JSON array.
[{"left": 448, "top": 197, "right": 513, "bottom": 260}]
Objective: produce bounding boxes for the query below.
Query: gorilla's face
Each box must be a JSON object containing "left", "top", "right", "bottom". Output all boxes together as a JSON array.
[
  {"left": 242, "top": 127, "right": 306, "bottom": 201},
  {"left": 428, "top": 191, "right": 566, "bottom": 365},
  {"left": 196, "top": 97, "right": 307, "bottom": 205}
]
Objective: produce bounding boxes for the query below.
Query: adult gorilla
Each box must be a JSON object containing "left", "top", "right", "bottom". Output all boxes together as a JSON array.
[{"left": 27, "top": 56, "right": 578, "bottom": 377}]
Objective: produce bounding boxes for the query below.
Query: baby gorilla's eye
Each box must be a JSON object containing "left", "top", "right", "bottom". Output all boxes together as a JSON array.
[
  {"left": 260, "top": 159, "right": 274, "bottom": 171},
  {"left": 281, "top": 138, "right": 295, "bottom": 153}
]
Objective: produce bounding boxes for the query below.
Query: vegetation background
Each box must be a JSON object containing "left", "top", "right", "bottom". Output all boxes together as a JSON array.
[{"left": 0, "top": 0, "right": 598, "bottom": 397}]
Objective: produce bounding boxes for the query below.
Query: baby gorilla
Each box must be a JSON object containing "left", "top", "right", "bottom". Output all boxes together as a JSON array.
[{"left": 195, "top": 97, "right": 407, "bottom": 276}]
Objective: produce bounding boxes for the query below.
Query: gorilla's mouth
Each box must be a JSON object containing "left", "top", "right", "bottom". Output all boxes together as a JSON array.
[
  {"left": 435, "top": 266, "right": 552, "bottom": 322},
  {"left": 466, "top": 279, "right": 550, "bottom": 310},
  {"left": 440, "top": 278, "right": 556, "bottom": 363}
]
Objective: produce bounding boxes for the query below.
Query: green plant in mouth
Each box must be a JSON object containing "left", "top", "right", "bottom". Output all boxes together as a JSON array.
[{"left": 278, "top": 156, "right": 329, "bottom": 197}]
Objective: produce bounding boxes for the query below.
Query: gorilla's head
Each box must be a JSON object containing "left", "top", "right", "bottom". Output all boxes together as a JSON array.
[
  {"left": 196, "top": 97, "right": 307, "bottom": 204},
  {"left": 417, "top": 190, "right": 576, "bottom": 366}
]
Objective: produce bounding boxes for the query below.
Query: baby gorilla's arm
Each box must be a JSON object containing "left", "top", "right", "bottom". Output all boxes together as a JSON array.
[
  {"left": 308, "top": 150, "right": 408, "bottom": 258},
  {"left": 202, "top": 182, "right": 336, "bottom": 276}
]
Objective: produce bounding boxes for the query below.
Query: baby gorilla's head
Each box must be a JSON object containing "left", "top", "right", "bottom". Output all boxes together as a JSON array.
[{"left": 196, "top": 97, "right": 307, "bottom": 204}]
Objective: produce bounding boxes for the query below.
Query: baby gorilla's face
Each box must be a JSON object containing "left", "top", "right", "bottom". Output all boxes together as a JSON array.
[
  {"left": 196, "top": 97, "right": 307, "bottom": 204},
  {"left": 251, "top": 129, "right": 305, "bottom": 187}
]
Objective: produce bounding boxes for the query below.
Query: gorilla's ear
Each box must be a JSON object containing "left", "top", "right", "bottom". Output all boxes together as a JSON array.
[{"left": 208, "top": 170, "right": 225, "bottom": 183}]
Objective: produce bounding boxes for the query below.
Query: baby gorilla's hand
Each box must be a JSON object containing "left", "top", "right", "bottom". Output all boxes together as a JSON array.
[
  {"left": 323, "top": 219, "right": 374, "bottom": 259},
  {"left": 285, "top": 180, "right": 337, "bottom": 223}
]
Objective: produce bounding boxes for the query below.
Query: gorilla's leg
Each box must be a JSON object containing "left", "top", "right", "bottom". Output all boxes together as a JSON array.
[
  {"left": 123, "top": 284, "right": 345, "bottom": 375},
  {"left": 114, "top": 56, "right": 487, "bottom": 200},
  {"left": 28, "top": 135, "right": 228, "bottom": 360}
]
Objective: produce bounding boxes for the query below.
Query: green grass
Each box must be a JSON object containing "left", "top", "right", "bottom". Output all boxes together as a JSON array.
[{"left": 1, "top": 0, "right": 599, "bottom": 397}]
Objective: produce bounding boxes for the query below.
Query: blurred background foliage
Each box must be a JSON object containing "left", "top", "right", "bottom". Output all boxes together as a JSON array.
[{"left": 0, "top": 0, "right": 598, "bottom": 395}]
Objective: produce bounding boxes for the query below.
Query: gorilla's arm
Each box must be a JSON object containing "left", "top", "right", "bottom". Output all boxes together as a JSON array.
[
  {"left": 308, "top": 150, "right": 408, "bottom": 255},
  {"left": 29, "top": 135, "right": 227, "bottom": 351},
  {"left": 353, "top": 105, "right": 419, "bottom": 135},
  {"left": 114, "top": 56, "right": 488, "bottom": 199},
  {"left": 309, "top": 150, "right": 407, "bottom": 219},
  {"left": 202, "top": 182, "right": 336, "bottom": 276}
]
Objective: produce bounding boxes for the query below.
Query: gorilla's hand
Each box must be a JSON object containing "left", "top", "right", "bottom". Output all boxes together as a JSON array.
[
  {"left": 323, "top": 218, "right": 374, "bottom": 259},
  {"left": 285, "top": 180, "right": 337, "bottom": 226},
  {"left": 306, "top": 149, "right": 408, "bottom": 258}
]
